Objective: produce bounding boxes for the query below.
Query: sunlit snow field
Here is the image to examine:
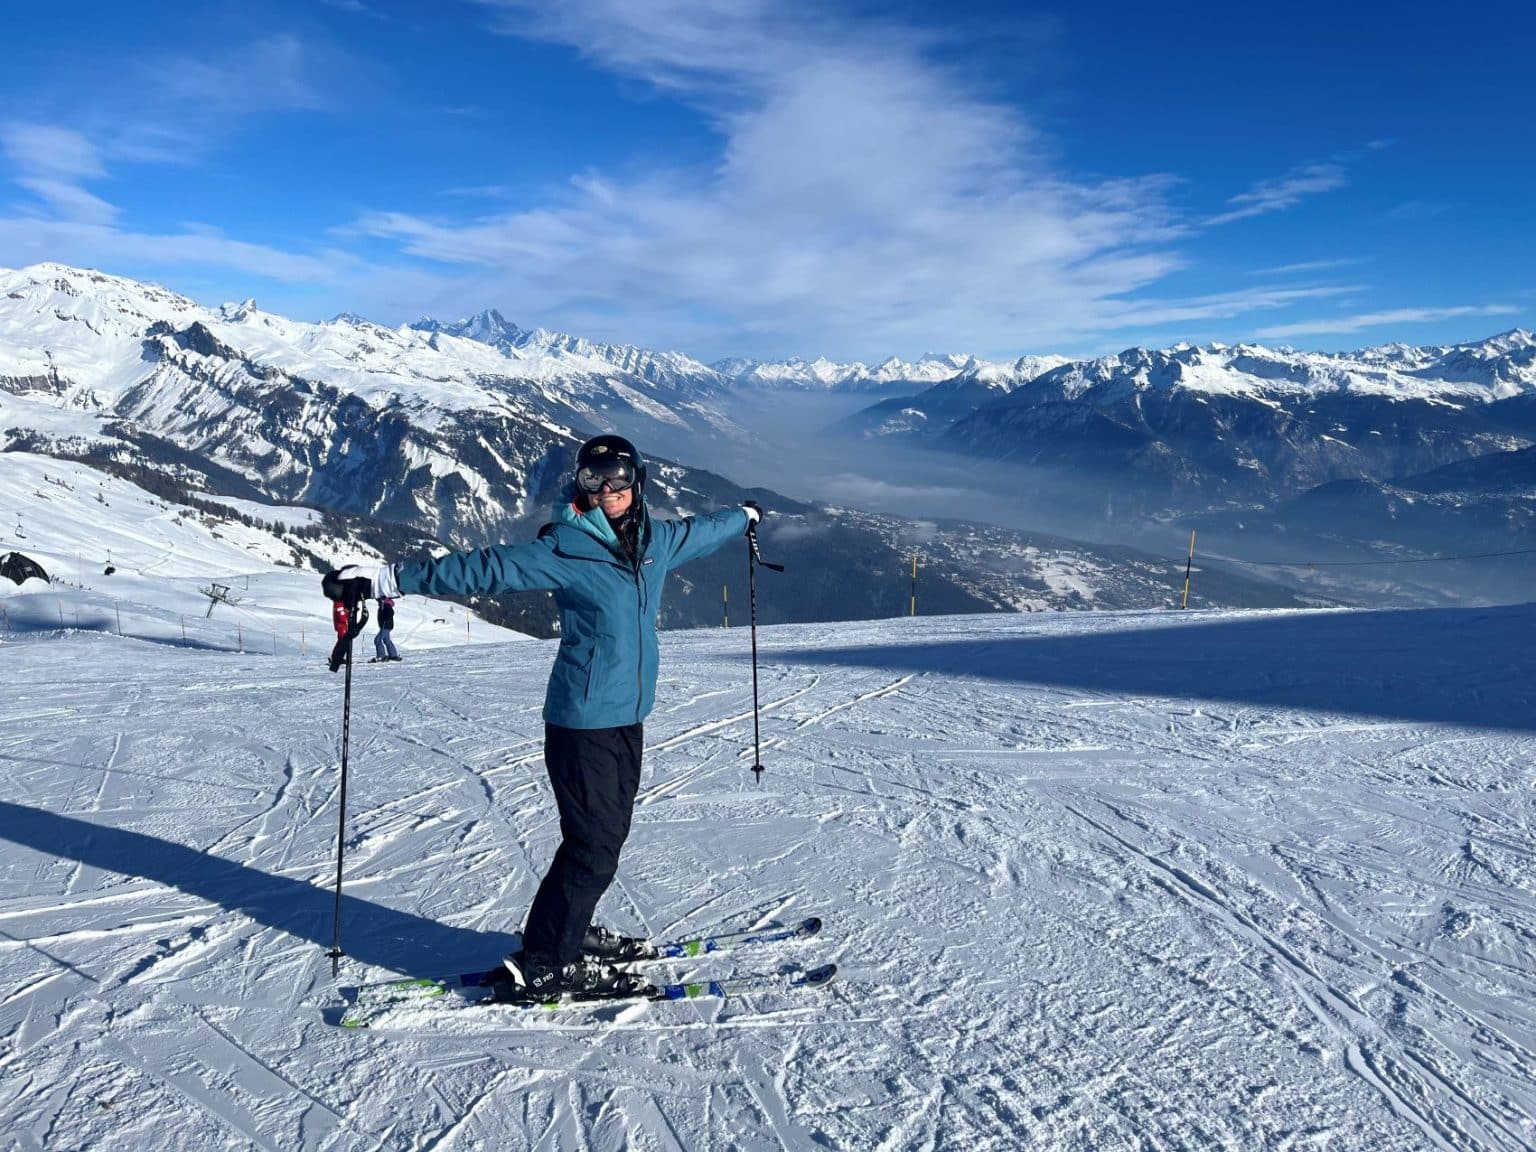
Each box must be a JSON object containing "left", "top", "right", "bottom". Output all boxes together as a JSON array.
[{"left": 1, "top": 600, "right": 1534, "bottom": 1150}]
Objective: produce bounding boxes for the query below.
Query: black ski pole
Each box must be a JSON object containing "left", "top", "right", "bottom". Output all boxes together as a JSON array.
[
  {"left": 746, "top": 523, "right": 783, "bottom": 785},
  {"left": 327, "top": 595, "right": 361, "bottom": 978}
]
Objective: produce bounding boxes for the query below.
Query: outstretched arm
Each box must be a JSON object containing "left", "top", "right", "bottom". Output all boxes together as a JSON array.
[
  {"left": 660, "top": 506, "right": 753, "bottom": 568},
  {"left": 397, "top": 535, "right": 568, "bottom": 598},
  {"left": 325, "top": 535, "right": 569, "bottom": 605}
]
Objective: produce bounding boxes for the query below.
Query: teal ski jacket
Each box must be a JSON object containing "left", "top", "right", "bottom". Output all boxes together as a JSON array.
[{"left": 396, "top": 501, "right": 750, "bottom": 729}]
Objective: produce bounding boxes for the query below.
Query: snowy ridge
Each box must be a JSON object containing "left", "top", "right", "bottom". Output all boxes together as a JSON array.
[
  {"left": 1018, "top": 332, "right": 1536, "bottom": 406},
  {"left": 410, "top": 309, "right": 729, "bottom": 394},
  {"left": 714, "top": 351, "right": 988, "bottom": 391},
  {"left": 0, "top": 600, "right": 1532, "bottom": 1148},
  {"left": 0, "top": 263, "right": 722, "bottom": 421},
  {"left": 934, "top": 331, "right": 1536, "bottom": 504},
  {"left": 0, "top": 263, "right": 739, "bottom": 551},
  {"left": 5, "top": 261, "right": 1531, "bottom": 614},
  {"left": 930, "top": 352, "right": 1073, "bottom": 393},
  {"left": 5, "top": 264, "right": 1532, "bottom": 416}
]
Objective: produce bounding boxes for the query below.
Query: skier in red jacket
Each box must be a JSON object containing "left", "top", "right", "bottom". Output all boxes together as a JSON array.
[{"left": 327, "top": 599, "right": 369, "bottom": 673}]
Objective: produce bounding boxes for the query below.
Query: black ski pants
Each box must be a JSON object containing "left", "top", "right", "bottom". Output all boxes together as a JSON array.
[{"left": 521, "top": 721, "right": 644, "bottom": 967}]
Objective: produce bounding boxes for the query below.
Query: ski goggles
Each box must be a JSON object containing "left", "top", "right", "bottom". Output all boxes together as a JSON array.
[{"left": 575, "top": 459, "right": 637, "bottom": 493}]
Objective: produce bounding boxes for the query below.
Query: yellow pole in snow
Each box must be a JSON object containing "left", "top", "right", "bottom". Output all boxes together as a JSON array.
[{"left": 1181, "top": 531, "right": 1197, "bottom": 609}]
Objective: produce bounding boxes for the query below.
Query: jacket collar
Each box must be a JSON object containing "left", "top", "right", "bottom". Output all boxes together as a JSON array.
[
  {"left": 553, "top": 496, "right": 652, "bottom": 562},
  {"left": 556, "top": 498, "right": 620, "bottom": 549}
]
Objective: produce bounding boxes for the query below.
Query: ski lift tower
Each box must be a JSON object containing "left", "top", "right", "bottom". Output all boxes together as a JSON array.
[{"left": 199, "top": 582, "right": 242, "bottom": 617}]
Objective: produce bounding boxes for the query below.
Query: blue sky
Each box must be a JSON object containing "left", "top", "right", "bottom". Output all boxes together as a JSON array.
[{"left": 1, "top": 0, "right": 1531, "bottom": 362}]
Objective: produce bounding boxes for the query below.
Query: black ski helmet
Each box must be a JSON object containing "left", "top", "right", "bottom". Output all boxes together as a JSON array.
[{"left": 575, "top": 433, "right": 647, "bottom": 499}]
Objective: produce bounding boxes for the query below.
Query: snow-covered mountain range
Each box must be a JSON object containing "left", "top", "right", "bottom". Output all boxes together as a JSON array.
[
  {"left": 839, "top": 332, "right": 1535, "bottom": 439},
  {"left": 836, "top": 353, "right": 1073, "bottom": 436},
  {"left": 2, "top": 263, "right": 1321, "bottom": 628},
  {"left": 1001, "top": 332, "right": 1533, "bottom": 410},
  {"left": 936, "top": 335, "right": 1536, "bottom": 505},
  {"left": 3, "top": 260, "right": 1530, "bottom": 619},
  {"left": 0, "top": 262, "right": 747, "bottom": 548},
  {"left": 711, "top": 352, "right": 982, "bottom": 392},
  {"left": 409, "top": 308, "right": 730, "bottom": 395}
]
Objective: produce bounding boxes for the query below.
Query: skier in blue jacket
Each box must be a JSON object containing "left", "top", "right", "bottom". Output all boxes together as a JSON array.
[{"left": 325, "top": 434, "right": 762, "bottom": 997}]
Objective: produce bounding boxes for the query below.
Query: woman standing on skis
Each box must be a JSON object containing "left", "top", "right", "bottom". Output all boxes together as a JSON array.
[{"left": 324, "top": 434, "right": 762, "bottom": 996}]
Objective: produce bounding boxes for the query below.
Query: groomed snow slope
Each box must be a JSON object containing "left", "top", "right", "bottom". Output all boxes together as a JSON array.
[
  {"left": 1, "top": 604, "right": 1533, "bottom": 1150},
  {"left": 0, "top": 451, "right": 526, "bottom": 655}
]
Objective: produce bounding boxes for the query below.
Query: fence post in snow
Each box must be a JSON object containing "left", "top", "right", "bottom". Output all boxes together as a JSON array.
[
  {"left": 723, "top": 584, "right": 729, "bottom": 628},
  {"left": 115, "top": 602, "right": 122, "bottom": 635}
]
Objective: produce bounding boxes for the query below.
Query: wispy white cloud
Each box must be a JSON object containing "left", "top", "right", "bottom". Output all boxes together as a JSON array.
[
  {"left": 1, "top": 123, "right": 117, "bottom": 225},
  {"left": 337, "top": 2, "right": 1394, "bottom": 358},
  {"left": 440, "top": 185, "right": 513, "bottom": 199},
  {"left": 1382, "top": 200, "right": 1450, "bottom": 222},
  {"left": 0, "top": 215, "right": 351, "bottom": 284},
  {"left": 1254, "top": 305, "right": 1519, "bottom": 340},
  {"left": 342, "top": 0, "right": 1197, "bottom": 357},
  {"left": 0, "top": 37, "right": 353, "bottom": 287},
  {"left": 1249, "top": 257, "right": 1368, "bottom": 276},
  {"left": 1, "top": 123, "right": 103, "bottom": 182},
  {"left": 154, "top": 36, "right": 324, "bottom": 118},
  {"left": 1205, "top": 163, "right": 1348, "bottom": 226},
  {"left": 7, "top": 35, "right": 332, "bottom": 181},
  {"left": 476, "top": 0, "right": 818, "bottom": 94},
  {"left": 1099, "top": 285, "right": 1360, "bottom": 331},
  {"left": 0, "top": 112, "right": 345, "bottom": 283},
  {"left": 0, "top": 4, "right": 1437, "bottom": 358}
]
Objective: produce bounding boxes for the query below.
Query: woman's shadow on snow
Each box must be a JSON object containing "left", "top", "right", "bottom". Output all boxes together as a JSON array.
[{"left": 0, "top": 799, "right": 517, "bottom": 988}]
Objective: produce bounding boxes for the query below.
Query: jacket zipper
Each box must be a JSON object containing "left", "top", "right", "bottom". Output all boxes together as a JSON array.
[
  {"left": 552, "top": 532, "right": 648, "bottom": 724},
  {"left": 634, "top": 570, "right": 644, "bottom": 724}
]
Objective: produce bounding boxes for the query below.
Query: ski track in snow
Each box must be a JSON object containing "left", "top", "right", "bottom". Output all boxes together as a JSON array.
[{"left": 0, "top": 607, "right": 1534, "bottom": 1150}]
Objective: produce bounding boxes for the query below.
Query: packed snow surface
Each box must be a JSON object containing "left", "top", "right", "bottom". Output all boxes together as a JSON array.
[{"left": 1, "top": 603, "right": 1533, "bottom": 1150}]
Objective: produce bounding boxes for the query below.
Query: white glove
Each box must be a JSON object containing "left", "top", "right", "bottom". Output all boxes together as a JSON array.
[{"left": 742, "top": 501, "right": 762, "bottom": 526}]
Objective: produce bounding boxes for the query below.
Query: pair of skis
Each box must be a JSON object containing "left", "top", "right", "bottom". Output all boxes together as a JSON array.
[{"left": 339, "top": 916, "right": 833, "bottom": 1029}]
